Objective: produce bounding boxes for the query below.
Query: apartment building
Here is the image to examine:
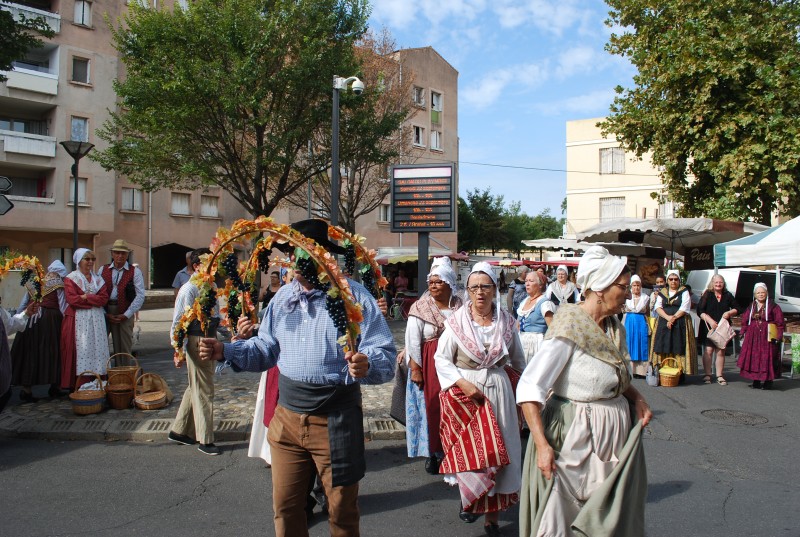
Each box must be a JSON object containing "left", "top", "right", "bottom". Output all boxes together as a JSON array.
[
  {"left": 0, "top": 0, "right": 248, "bottom": 287},
  {"left": 563, "top": 117, "right": 674, "bottom": 238}
]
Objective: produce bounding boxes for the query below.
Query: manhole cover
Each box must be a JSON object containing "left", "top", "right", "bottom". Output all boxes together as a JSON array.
[{"left": 701, "top": 409, "right": 768, "bottom": 425}]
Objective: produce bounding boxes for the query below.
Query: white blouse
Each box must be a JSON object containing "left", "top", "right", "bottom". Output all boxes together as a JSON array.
[
  {"left": 653, "top": 289, "right": 691, "bottom": 313},
  {"left": 404, "top": 309, "right": 454, "bottom": 366}
]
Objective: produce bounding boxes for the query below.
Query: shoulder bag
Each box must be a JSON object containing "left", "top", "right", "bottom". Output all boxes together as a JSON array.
[{"left": 706, "top": 317, "right": 735, "bottom": 349}]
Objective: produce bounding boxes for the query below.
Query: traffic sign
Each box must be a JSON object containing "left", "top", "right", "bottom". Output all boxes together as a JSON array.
[{"left": 0, "top": 176, "right": 13, "bottom": 215}]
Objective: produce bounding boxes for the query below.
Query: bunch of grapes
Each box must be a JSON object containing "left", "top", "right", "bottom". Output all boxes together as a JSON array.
[
  {"left": 221, "top": 253, "right": 247, "bottom": 292},
  {"left": 296, "top": 257, "right": 328, "bottom": 291},
  {"left": 33, "top": 279, "right": 42, "bottom": 298},
  {"left": 257, "top": 248, "right": 271, "bottom": 274},
  {"left": 199, "top": 286, "right": 216, "bottom": 317},
  {"left": 325, "top": 293, "right": 348, "bottom": 336},
  {"left": 360, "top": 265, "right": 378, "bottom": 298},
  {"left": 227, "top": 290, "right": 241, "bottom": 333},
  {"left": 19, "top": 269, "right": 33, "bottom": 286},
  {"left": 175, "top": 327, "right": 187, "bottom": 350},
  {"left": 344, "top": 245, "right": 356, "bottom": 275}
]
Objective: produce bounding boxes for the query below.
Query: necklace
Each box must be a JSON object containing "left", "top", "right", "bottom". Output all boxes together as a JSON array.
[{"left": 472, "top": 305, "right": 493, "bottom": 322}]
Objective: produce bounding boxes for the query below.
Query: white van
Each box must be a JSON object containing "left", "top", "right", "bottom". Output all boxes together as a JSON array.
[{"left": 685, "top": 268, "right": 800, "bottom": 314}]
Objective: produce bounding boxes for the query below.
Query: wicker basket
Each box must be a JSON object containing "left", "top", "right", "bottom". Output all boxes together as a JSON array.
[
  {"left": 106, "top": 372, "right": 134, "bottom": 410},
  {"left": 107, "top": 353, "right": 141, "bottom": 387},
  {"left": 134, "top": 373, "right": 168, "bottom": 410},
  {"left": 69, "top": 371, "right": 106, "bottom": 415},
  {"left": 658, "top": 358, "right": 682, "bottom": 387}
]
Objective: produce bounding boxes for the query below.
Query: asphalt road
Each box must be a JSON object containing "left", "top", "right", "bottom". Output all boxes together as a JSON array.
[{"left": 2, "top": 373, "right": 799, "bottom": 537}]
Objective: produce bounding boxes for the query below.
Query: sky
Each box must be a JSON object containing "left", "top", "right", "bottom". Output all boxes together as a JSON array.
[{"left": 369, "top": 0, "right": 636, "bottom": 219}]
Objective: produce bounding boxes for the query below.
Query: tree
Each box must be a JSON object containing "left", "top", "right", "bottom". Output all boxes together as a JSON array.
[
  {"left": 465, "top": 188, "right": 506, "bottom": 255},
  {"left": 285, "top": 28, "right": 416, "bottom": 233},
  {"left": 457, "top": 196, "right": 480, "bottom": 253},
  {"left": 95, "top": 0, "right": 371, "bottom": 217},
  {"left": 502, "top": 201, "right": 529, "bottom": 259},
  {"left": 0, "top": 4, "right": 55, "bottom": 82},
  {"left": 601, "top": 0, "right": 800, "bottom": 224}
]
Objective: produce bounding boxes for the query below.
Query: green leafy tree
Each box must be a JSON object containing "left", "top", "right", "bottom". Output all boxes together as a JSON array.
[
  {"left": 0, "top": 3, "right": 55, "bottom": 82},
  {"left": 601, "top": 0, "right": 800, "bottom": 224},
  {"left": 526, "top": 208, "right": 563, "bottom": 241},
  {"left": 457, "top": 196, "right": 480, "bottom": 253},
  {"left": 502, "top": 201, "right": 530, "bottom": 259},
  {"left": 466, "top": 188, "right": 506, "bottom": 255},
  {"left": 95, "top": 0, "right": 370, "bottom": 217}
]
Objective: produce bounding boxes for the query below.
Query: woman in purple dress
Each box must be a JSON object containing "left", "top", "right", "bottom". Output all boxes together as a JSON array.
[{"left": 738, "top": 282, "right": 785, "bottom": 390}]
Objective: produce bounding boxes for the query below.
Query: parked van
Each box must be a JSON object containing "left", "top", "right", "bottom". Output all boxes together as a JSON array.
[{"left": 685, "top": 268, "right": 800, "bottom": 314}]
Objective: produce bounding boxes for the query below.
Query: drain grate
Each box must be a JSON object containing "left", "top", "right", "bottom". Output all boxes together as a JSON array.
[
  {"left": 145, "top": 419, "right": 172, "bottom": 432},
  {"left": 217, "top": 420, "right": 245, "bottom": 432},
  {"left": 116, "top": 420, "right": 140, "bottom": 432},
  {"left": 701, "top": 409, "right": 768, "bottom": 425}
]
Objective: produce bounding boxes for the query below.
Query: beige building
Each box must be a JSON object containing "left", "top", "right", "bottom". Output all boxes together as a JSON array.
[
  {"left": 0, "top": 0, "right": 248, "bottom": 288},
  {"left": 564, "top": 117, "right": 674, "bottom": 238}
]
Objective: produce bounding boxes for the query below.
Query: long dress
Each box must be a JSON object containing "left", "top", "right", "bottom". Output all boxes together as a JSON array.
[
  {"left": 624, "top": 293, "right": 650, "bottom": 376},
  {"left": 434, "top": 304, "right": 525, "bottom": 514},
  {"left": 517, "top": 304, "right": 647, "bottom": 537},
  {"left": 696, "top": 290, "right": 738, "bottom": 348},
  {"left": 404, "top": 294, "right": 456, "bottom": 458},
  {"left": 650, "top": 287, "right": 697, "bottom": 375},
  {"left": 738, "top": 300, "right": 785, "bottom": 382},
  {"left": 518, "top": 295, "right": 555, "bottom": 364},
  {"left": 60, "top": 271, "right": 110, "bottom": 389},
  {"left": 10, "top": 276, "right": 66, "bottom": 387}
]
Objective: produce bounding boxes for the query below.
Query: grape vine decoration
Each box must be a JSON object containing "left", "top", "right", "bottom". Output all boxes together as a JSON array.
[{"left": 0, "top": 253, "right": 45, "bottom": 301}]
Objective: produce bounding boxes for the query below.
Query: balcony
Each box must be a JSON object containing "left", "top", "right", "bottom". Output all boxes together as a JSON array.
[
  {"left": 0, "top": 2, "right": 61, "bottom": 33},
  {"left": 1, "top": 130, "right": 57, "bottom": 157},
  {"left": 1, "top": 67, "right": 58, "bottom": 96}
]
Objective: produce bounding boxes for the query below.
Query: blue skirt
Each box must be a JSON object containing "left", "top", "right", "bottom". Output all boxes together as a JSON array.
[{"left": 625, "top": 313, "right": 649, "bottom": 362}]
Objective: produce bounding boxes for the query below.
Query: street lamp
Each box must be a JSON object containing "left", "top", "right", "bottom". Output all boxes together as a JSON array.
[
  {"left": 60, "top": 140, "right": 94, "bottom": 268},
  {"left": 331, "top": 75, "right": 364, "bottom": 226}
]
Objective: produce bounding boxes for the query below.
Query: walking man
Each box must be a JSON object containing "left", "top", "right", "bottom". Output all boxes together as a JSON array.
[{"left": 100, "top": 239, "right": 145, "bottom": 355}]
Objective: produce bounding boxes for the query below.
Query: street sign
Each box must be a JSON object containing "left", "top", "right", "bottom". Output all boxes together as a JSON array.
[
  {"left": 0, "top": 176, "right": 14, "bottom": 215},
  {"left": 389, "top": 164, "right": 456, "bottom": 233}
]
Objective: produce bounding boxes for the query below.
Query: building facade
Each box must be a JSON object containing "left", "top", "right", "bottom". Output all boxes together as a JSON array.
[
  {"left": 0, "top": 0, "right": 248, "bottom": 287},
  {"left": 564, "top": 118, "right": 674, "bottom": 238}
]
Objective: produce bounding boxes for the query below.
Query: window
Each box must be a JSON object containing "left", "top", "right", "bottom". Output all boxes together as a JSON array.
[
  {"left": 69, "top": 177, "right": 88, "bottom": 204},
  {"left": 70, "top": 117, "right": 89, "bottom": 142},
  {"left": 378, "top": 203, "right": 390, "bottom": 223},
  {"left": 431, "top": 91, "right": 442, "bottom": 124},
  {"left": 412, "top": 86, "right": 425, "bottom": 106},
  {"left": 413, "top": 125, "right": 425, "bottom": 147},
  {"left": 176, "top": 0, "right": 189, "bottom": 9},
  {"left": 127, "top": 0, "right": 151, "bottom": 7},
  {"left": 430, "top": 130, "right": 442, "bottom": 151},
  {"left": 122, "top": 187, "right": 143, "bottom": 211},
  {"left": 200, "top": 195, "right": 219, "bottom": 217},
  {"left": 599, "top": 147, "right": 625, "bottom": 174},
  {"left": 0, "top": 117, "right": 48, "bottom": 135},
  {"left": 599, "top": 197, "right": 625, "bottom": 222},
  {"left": 171, "top": 192, "right": 191, "bottom": 215},
  {"left": 72, "top": 58, "right": 90, "bottom": 84},
  {"left": 781, "top": 272, "right": 800, "bottom": 299},
  {"left": 74, "top": 1, "right": 92, "bottom": 26},
  {"left": 7, "top": 176, "right": 47, "bottom": 198}
]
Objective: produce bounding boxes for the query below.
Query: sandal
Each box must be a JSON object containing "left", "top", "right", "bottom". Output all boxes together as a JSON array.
[
  {"left": 716, "top": 377, "right": 727, "bottom": 386},
  {"left": 703, "top": 375, "right": 712, "bottom": 384}
]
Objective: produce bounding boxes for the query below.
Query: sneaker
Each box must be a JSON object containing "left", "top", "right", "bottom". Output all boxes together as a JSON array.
[
  {"left": 198, "top": 443, "right": 221, "bottom": 456},
  {"left": 168, "top": 431, "right": 197, "bottom": 446}
]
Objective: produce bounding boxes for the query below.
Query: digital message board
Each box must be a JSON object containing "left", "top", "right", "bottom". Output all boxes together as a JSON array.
[{"left": 390, "top": 164, "right": 455, "bottom": 233}]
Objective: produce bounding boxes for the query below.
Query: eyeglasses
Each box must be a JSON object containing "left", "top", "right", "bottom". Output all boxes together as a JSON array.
[
  {"left": 428, "top": 280, "right": 446, "bottom": 287},
  {"left": 667, "top": 277, "right": 679, "bottom": 282},
  {"left": 467, "top": 284, "right": 495, "bottom": 294},
  {"left": 83, "top": 257, "right": 97, "bottom": 262},
  {"left": 612, "top": 283, "right": 631, "bottom": 292}
]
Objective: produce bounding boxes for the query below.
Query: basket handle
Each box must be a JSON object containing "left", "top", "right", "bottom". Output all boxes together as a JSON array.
[
  {"left": 107, "top": 372, "right": 132, "bottom": 387},
  {"left": 661, "top": 357, "right": 681, "bottom": 370},
  {"left": 135, "top": 373, "right": 165, "bottom": 396},
  {"left": 107, "top": 352, "right": 139, "bottom": 369},
  {"left": 73, "top": 371, "right": 104, "bottom": 393}
]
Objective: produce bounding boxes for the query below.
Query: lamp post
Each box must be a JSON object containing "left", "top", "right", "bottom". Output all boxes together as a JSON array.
[
  {"left": 331, "top": 75, "right": 364, "bottom": 226},
  {"left": 60, "top": 140, "right": 94, "bottom": 268}
]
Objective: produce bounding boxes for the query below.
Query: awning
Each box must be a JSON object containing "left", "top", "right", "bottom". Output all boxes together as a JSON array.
[{"left": 375, "top": 248, "right": 469, "bottom": 265}]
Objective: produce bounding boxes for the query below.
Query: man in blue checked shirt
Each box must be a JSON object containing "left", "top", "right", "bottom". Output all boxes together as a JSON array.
[{"left": 199, "top": 219, "right": 395, "bottom": 537}]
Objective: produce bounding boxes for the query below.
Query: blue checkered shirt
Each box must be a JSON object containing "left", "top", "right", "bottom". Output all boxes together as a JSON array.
[{"left": 222, "top": 279, "right": 396, "bottom": 385}]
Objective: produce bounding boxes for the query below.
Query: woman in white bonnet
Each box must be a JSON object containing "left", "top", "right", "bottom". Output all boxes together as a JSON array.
[
  {"left": 624, "top": 274, "right": 651, "bottom": 377},
  {"left": 545, "top": 265, "right": 580, "bottom": 307},
  {"left": 737, "top": 282, "right": 785, "bottom": 389},
  {"left": 650, "top": 269, "right": 697, "bottom": 380},
  {"left": 517, "top": 245, "right": 651, "bottom": 537}
]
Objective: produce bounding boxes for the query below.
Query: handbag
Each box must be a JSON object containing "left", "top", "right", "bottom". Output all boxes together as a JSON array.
[
  {"left": 645, "top": 363, "right": 659, "bottom": 387},
  {"left": 706, "top": 317, "right": 735, "bottom": 349},
  {"left": 389, "top": 354, "right": 407, "bottom": 425}
]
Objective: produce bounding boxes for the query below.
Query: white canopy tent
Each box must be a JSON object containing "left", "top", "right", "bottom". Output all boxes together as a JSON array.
[{"left": 713, "top": 216, "right": 800, "bottom": 267}]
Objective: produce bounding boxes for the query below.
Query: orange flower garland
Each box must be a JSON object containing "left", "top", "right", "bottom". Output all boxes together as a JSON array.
[{"left": 0, "top": 252, "right": 45, "bottom": 301}]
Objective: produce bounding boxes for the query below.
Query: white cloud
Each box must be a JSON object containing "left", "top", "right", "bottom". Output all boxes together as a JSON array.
[
  {"left": 554, "top": 46, "right": 604, "bottom": 79},
  {"left": 492, "top": 0, "right": 594, "bottom": 36},
  {"left": 461, "top": 62, "right": 549, "bottom": 109},
  {"left": 532, "top": 88, "right": 616, "bottom": 117}
]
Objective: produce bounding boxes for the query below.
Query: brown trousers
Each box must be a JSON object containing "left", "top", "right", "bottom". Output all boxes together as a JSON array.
[{"left": 268, "top": 405, "right": 360, "bottom": 537}]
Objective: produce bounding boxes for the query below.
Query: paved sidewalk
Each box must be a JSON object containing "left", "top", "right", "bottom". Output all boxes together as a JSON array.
[{"left": 0, "top": 308, "right": 406, "bottom": 443}]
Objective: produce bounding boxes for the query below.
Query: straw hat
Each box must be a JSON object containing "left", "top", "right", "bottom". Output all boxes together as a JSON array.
[{"left": 110, "top": 239, "right": 132, "bottom": 252}]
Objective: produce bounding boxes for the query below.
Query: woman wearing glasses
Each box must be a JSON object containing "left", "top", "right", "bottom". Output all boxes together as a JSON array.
[
  {"left": 60, "top": 248, "right": 110, "bottom": 390},
  {"left": 650, "top": 269, "right": 697, "bottom": 379},
  {"left": 404, "top": 257, "right": 463, "bottom": 474},
  {"left": 517, "top": 270, "right": 555, "bottom": 364},
  {"left": 517, "top": 245, "right": 651, "bottom": 537},
  {"left": 434, "top": 261, "right": 525, "bottom": 536}
]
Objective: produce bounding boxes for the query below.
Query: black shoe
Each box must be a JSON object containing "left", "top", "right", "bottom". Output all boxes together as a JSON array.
[
  {"left": 19, "top": 391, "right": 39, "bottom": 403},
  {"left": 424, "top": 456, "right": 440, "bottom": 475},
  {"left": 762, "top": 380, "right": 773, "bottom": 390},
  {"left": 197, "top": 443, "right": 221, "bottom": 455},
  {"left": 168, "top": 431, "right": 197, "bottom": 446},
  {"left": 749, "top": 381, "right": 762, "bottom": 389},
  {"left": 484, "top": 523, "right": 502, "bottom": 536},
  {"left": 459, "top": 509, "right": 480, "bottom": 523},
  {"left": 48, "top": 386, "right": 67, "bottom": 398}
]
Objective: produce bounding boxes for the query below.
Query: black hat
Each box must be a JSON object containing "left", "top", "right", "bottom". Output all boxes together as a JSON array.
[{"left": 277, "top": 219, "right": 346, "bottom": 255}]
